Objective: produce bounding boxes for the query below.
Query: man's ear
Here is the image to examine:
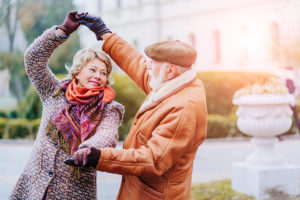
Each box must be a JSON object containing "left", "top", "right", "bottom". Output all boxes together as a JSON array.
[{"left": 166, "top": 64, "right": 177, "bottom": 81}]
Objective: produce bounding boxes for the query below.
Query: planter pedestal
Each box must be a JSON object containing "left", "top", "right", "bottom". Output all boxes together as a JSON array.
[
  {"left": 232, "top": 137, "right": 299, "bottom": 199},
  {"left": 232, "top": 94, "right": 300, "bottom": 199}
]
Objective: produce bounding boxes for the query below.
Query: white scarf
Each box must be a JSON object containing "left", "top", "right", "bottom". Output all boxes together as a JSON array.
[{"left": 139, "top": 69, "right": 196, "bottom": 112}]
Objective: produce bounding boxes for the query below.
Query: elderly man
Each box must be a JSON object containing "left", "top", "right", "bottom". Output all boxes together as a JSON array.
[{"left": 67, "top": 14, "right": 207, "bottom": 200}]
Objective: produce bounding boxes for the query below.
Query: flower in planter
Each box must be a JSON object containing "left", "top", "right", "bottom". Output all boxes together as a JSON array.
[{"left": 233, "top": 77, "right": 288, "bottom": 99}]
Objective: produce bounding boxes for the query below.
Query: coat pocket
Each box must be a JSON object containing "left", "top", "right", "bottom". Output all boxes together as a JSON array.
[
  {"left": 128, "top": 176, "right": 165, "bottom": 200},
  {"left": 137, "top": 132, "right": 148, "bottom": 146}
]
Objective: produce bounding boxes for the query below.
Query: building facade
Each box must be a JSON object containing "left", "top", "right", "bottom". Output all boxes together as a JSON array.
[{"left": 74, "top": 0, "right": 300, "bottom": 72}]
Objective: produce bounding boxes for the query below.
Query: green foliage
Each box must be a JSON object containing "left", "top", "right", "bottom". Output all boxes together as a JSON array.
[
  {"left": 207, "top": 114, "right": 246, "bottom": 138},
  {"left": 17, "top": 85, "right": 42, "bottom": 119},
  {"left": 29, "top": 118, "right": 41, "bottom": 139},
  {"left": 111, "top": 73, "right": 147, "bottom": 138},
  {"left": 0, "top": 52, "right": 29, "bottom": 102},
  {"left": 0, "top": 111, "right": 8, "bottom": 118},
  {"left": 48, "top": 33, "right": 81, "bottom": 74},
  {"left": 0, "top": 118, "right": 7, "bottom": 138},
  {"left": 7, "top": 110, "right": 17, "bottom": 119},
  {"left": 0, "top": 51, "right": 24, "bottom": 72},
  {"left": 118, "top": 118, "right": 134, "bottom": 141},
  {"left": 197, "top": 71, "right": 274, "bottom": 114},
  {"left": 6, "top": 118, "right": 30, "bottom": 139},
  {"left": 191, "top": 180, "right": 255, "bottom": 200},
  {"left": 0, "top": 0, "right": 80, "bottom": 104},
  {"left": 20, "top": 0, "right": 76, "bottom": 44}
]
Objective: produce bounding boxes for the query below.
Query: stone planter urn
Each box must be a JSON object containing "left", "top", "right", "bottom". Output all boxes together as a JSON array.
[
  {"left": 231, "top": 93, "right": 299, "bottom": 199},
  {"left": 234, "top": 94, "right": 293, "bottom": 166}
]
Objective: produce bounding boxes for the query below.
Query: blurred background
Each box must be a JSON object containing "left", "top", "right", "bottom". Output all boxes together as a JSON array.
[
  {"left": 0, "top": 0, "right": 299, "bottom": 142},
  {"left": 1, "top": 1, "right": 300, "bottom": 199}
]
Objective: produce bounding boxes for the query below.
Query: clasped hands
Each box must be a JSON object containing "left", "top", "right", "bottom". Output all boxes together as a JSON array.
[
  {"left": 64, "top": 144, "right": 101, "bottom": 168},
  {"left": 58, "top": 10, "right": 111, "bottom": 40}
]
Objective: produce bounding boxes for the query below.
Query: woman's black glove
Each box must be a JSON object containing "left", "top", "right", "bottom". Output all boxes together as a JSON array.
[{"left": 78, "top": 14, "right": 111, "bottom": 40}]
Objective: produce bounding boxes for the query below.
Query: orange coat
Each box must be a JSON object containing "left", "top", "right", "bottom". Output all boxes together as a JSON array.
[{"left": 97, "top": 33, "right": 207, "bottom": 200}]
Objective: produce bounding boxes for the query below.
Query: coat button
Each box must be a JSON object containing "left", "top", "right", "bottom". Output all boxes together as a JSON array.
[{"left": 49, "top": 172, "right": 53, "bottom": 177}]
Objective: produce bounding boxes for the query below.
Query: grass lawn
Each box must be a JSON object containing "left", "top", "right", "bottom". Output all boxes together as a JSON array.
[{"left": 191, "top": 179, "right": 300, "bottom": 200}]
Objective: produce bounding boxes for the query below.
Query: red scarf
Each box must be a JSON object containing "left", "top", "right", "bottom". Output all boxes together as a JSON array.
[
  {"left": 65, "top": 79, "right": 115, "bottom": 105},
  {"left": 50, "top": 78, "right": 115, "bottom": 154}
]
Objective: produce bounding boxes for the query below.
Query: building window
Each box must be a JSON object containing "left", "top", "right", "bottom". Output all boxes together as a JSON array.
[
  {"left": 213, "top": 30, "right": 221, "bottom": 65},
  {"left": 270, "top": 22, "right": 279, "bottom": 60}
]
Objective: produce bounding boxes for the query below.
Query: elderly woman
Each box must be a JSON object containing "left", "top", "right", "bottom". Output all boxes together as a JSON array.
[{"left": 10, "top": 11, "right": 124, "bottom": 199}]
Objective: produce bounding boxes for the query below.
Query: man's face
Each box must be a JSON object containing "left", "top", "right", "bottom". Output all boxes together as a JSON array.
[{"left": 146, "top": 60, "right": 167, "bottom": 89}]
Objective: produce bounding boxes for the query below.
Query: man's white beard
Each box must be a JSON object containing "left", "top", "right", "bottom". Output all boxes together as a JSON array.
[{"left": 148, "top": 64, "right": 167, "bottom": 89}]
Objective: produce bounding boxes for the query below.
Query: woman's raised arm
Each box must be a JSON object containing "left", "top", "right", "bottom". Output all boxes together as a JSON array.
[{"left": 24, "top": 11, "right": 80, "bottom": 102}]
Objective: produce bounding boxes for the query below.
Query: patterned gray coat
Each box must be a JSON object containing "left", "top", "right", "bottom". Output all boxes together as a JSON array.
[{"left": 9, "top": 27, "right": 124, "bottom": 200}]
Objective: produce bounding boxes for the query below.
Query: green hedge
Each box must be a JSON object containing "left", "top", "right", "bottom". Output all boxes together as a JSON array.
[
  {"left": 0, "top": 118, "right": 7, "bottom": 138},
  {"left": 6, "top": 119, "right": 31, "bottom": 139},
  {"left": 29, "top": 118, "right": 41, "bottom": 139},
  {"left": 197, "top": 71, "right": 274, "bottom": 114},
  {"left": 0, "top": 113, "right": 297, "bottom": 140},
  {"left": 2, "top": 71, "right": 290, "bottom": 139},
  {"left": 0, "top": 111, "right": 7, "bottom": 118},
  {"left": 207, "top": 114, "right": 246, "bottom": 138}
]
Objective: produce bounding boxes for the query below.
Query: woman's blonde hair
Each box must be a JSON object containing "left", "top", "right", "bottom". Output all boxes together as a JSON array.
[{"left": 65, "top": 48, "right": 113, "bottom": 85}]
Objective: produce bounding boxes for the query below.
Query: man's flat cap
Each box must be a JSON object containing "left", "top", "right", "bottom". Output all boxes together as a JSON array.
[{"left": 144, "top": 40, "right": 197, "bottom": 68}]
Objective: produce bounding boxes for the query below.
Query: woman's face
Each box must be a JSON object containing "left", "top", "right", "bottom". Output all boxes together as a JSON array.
[{"left": 76, "top": 58, "right": 108, "bottom": 88}]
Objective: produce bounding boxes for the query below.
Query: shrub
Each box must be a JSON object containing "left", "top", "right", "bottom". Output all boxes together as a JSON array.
[
  {"left": 197, "top": 71, "right": 274, "bottom": 115},
  {"left": 0, "top": 52, "right": 29, "bottom": 103},
  {"left": 6, "top": 119, "right": 31, "bottom": 139},
  {"left": 118, "top": 118, "right": 134, "bottom": 141},
  {"left": 7, "top": 110, "right": 18, "bottom": 119},
  {"left": 0, "top": 111, "right": 7, "bottom": 118},
  {"left": 207, "top": 114, "right": 246, "bottom": 138},
  {"left": 29, "top": 118, "right": 41, "bottom": 139},
  {"left": 111, "top": 73, "right": 147, "bottom": 138},
  {"left": 0, "top": 118, "right": 7, "bottom": 138},
  {"left": 17, "top": 85, "right": 42, "bottom": 119}
]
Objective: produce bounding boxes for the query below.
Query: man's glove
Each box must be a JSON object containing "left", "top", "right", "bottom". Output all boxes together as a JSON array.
[
  {"left": 64, "top": 145, "right": 101, "bottom": 168},
  {"left": 78, "top": 14, "right": 111, "bottom": 40},
  {"left": 57, "top": 11, "right": 80, "bottom": 35}
]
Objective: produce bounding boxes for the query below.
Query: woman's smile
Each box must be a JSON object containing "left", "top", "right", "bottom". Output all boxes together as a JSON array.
[
  {"left": 76, "top": 58, "right": 108, "bottom": 88},
  {"left": 89, "top": 81, "right": 101, "bottom": 86}
]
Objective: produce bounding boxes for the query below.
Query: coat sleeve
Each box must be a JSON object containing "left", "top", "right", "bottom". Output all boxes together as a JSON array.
[
  {"left": 102, "top": 34, "right": 152, "bottom": 94},
  {"left": 96, "top": 103, "right": 204, "bottom": 177},
  {"left": 79, "top": 102, "right": 125, "bottom": 149},
  {"left": 24, "top": 26, "right": 68, "bottom": 102}
]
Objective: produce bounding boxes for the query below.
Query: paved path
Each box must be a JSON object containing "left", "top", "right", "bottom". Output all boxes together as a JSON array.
[{"left": 1, "top": 137, "right": 300, "bottom": 199}]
